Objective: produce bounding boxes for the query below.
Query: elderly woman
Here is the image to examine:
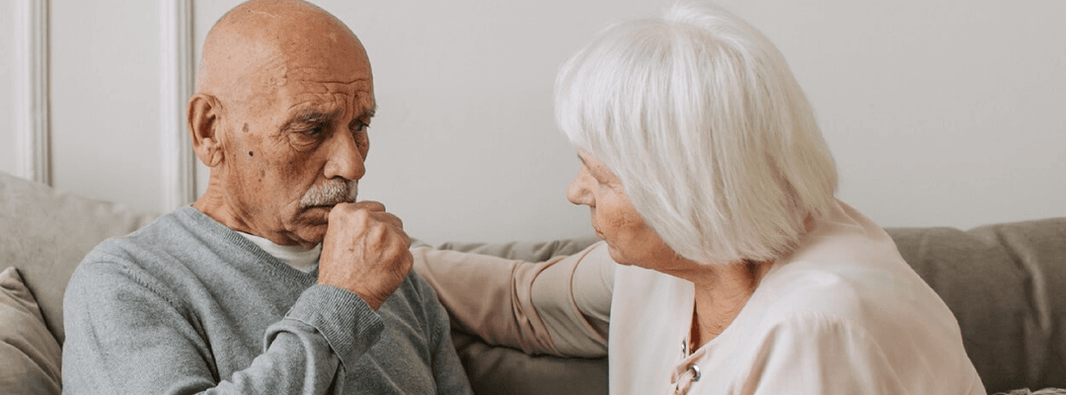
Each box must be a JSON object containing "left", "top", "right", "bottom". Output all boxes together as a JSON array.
[{"left": 415, "top": 3, "right": 984, "bottom": 394}]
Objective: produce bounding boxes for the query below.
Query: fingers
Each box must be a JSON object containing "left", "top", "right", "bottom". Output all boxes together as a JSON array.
[
  {"left": 349, "top": 200, "right": 385, "bottom": 212},
  {"left": 377, "top": 212, "right": 404, "bottom": 232},
  {"left": 334, "top": 201, "right": 403, "bottom": 229},
  {"left": 318, "top": 201, "right": 413, "bottom": 310}
]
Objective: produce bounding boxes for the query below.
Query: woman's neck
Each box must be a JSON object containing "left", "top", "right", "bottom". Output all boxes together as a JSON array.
[{"left": 663, "top": 259, "right": 773, "bottom": 351}]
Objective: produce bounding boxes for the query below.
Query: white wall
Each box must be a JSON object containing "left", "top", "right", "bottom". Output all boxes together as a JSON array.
[
  {"left": 743, "top": 1, "right": 1066, "bottom": 232},
  {"left": 50, "top": 0, "right": 164, "bottom": 214},
  {"left": 0, "top": 2, "right": 15, "bottom": 176},
  {"left": 4, "top": 0, "right": 1065, "bottom": 246},
  {"left": 2, "top": 0, "right": 165, "bottom": 214}
]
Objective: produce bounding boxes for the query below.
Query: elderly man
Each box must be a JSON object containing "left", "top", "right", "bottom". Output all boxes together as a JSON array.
[{"left": 61, "top": 1, "right": 472, "bottom": 393}]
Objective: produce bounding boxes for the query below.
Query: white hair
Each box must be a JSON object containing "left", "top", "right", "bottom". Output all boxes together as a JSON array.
[{"left": 554, "top": 2, "right": 838, "bottom": 264}]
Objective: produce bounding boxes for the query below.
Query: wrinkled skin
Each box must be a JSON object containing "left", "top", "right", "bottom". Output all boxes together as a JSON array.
[
  {"left": 567, "top": 151, "right": 681, "bottom": 270},
  {"left": 567, "top": 150, "right": 772, "bottom": 347},
  {"left": 189, "top": 0, "right": 410, "bottom": 310}
]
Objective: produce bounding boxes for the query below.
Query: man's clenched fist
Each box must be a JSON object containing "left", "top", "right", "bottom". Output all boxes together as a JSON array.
[{"left": 318, "top": 201, "right": 412, "bottom": 310}]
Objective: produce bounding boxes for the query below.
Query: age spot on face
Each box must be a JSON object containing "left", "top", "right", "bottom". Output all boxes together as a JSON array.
[
  {"left": 248, "top": 151, "right": 254, "bottom": 157},
  {"left": 242, "top": 123, "right": 249, "bottom": 133}
]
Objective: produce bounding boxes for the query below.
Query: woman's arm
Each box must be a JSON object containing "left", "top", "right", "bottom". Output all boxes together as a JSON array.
[{"left": 411, "top": 241, "right": 613, "bottom": 358}]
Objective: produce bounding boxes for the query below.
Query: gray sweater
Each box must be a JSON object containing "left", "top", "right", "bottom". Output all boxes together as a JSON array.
[{"left": 62, "top": 207, "right": 472, "bottom": 394}]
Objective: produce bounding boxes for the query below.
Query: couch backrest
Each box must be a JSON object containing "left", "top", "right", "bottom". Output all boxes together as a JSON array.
[
  {"left": 3, "top": 169, "right": 1064, "bottom": 392},
  {"left": 886, "top": 221, "right": 1065, "bottom": 392},
  {"left": 0, "top": 171, "right": 157, "bottom": 344}
]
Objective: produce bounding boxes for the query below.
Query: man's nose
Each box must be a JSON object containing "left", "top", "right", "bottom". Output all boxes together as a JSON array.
[{"left": 323, "top": 130, "right": 366, "bottom": 181}]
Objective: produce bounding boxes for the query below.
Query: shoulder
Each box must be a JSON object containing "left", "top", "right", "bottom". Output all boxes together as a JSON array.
[
  {"left": 399, "top": 268, "right": 437, "bottom": 302},
  {"left": 64, "top": 241, "right": 191, "bottom": 338},
  {"left": 373, "top": 270, "right": 454, "bottom": 349},
  {"left": 382, "top": 269, "right": 448, "bottom": 321},
  {"left": 755, "top": 200, "right": 944, "bottom": 326},
  {"left": 82, "top": 208, "right": 199, "bottom": 263},
  {"left": 68, "top": 208, "right": 216, "bottom": 308},
  {"left": 751, "top": 250, "right": 957, "bottom": 353},
  {"left": 730, "top": 248, "right": 978, "bottom": 393}
]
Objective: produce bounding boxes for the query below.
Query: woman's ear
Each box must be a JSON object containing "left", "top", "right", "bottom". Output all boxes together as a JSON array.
[{"left": 187, "top": 93, "right": 226, "bottom": 167}]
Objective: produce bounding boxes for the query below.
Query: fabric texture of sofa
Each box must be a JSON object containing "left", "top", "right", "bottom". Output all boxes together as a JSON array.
[{"left": 1, "top": 169, "right": 1064, "bottom": 394}]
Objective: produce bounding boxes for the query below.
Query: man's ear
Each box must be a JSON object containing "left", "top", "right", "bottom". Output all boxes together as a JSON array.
[{"left": 187, "top": 93, "right": 226, "bottom": 167}]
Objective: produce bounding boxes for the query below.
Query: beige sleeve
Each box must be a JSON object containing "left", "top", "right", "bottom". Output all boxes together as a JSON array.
[{"left": 411, "top": 242, "right": 613, "bottom": 358}]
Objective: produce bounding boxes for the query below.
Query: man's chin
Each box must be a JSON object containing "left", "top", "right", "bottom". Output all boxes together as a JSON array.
[
  {"left": 290, "top": 211, "right": 331, "bottom": 245},
  {"left": 291, "top": 227, "right": 327, "bottom": 248}
]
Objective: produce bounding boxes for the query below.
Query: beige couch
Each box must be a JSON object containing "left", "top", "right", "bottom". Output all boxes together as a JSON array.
[{"left": 1, "top": 169, "right": 1064, "bottom": 394}]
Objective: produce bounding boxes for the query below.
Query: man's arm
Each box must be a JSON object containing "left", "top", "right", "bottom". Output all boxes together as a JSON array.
[
  {"left": 406, "top": 271, "right": 474, "bottom": 395},
  {"left": 63, "top": 201, "right": 411, "bottom": 394},
  {"left": 412, "top": 241, "right": 614, "bottom": 358},
  {"left": 62, "top": 260, "right": 383, "bottom": 394}
]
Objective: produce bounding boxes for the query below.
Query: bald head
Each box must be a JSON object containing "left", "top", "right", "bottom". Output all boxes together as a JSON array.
[
  {"left": 197, "top": 0, "right": 371, "bottom": 105},
  {"left": 189, "top": 0, "right": 377, "bottom": 247}
]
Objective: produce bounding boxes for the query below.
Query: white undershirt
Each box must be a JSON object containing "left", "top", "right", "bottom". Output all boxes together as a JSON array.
[{"left": 237, "top": 232, "right": 321, "bottom": 273}]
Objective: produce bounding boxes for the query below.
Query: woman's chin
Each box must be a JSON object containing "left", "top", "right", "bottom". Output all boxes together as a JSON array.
[
  {"left": 601, "top": 238, "right": 681, "bottom": 271},
  {"left": 603, "top": 243, "right": 636, "bottom": 266}
]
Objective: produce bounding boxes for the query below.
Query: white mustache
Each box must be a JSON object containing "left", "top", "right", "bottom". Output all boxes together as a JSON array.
[{"left": 300, "top": 180, "right": 358, "bottom": 208}]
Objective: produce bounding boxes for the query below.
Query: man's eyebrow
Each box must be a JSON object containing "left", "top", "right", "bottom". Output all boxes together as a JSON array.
[
  {"left": 280, "top": 109, "right": 340, "bottom": 131},
  {"left": 362, "top": 104, "right": 377, "bottom": 119},
  {"left": 298, "top": 109, "right": 340, "bottom": 124}
]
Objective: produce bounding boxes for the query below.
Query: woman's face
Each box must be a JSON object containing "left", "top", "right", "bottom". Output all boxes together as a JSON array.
[{"left": 568, "top": 151, "right": 680, "bottom": 268}]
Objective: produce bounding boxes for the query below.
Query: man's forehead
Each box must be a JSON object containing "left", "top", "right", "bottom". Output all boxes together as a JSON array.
[
  {"left": 256, "top": 63, "right": 371, "bottom": 88},
  {"left": 199, "top": 0, "right": 370, "bottom": 101},
  {"left": 245, "top": 45, "right": 375, "bottom": 116},
  {"left": 279, "top": 83, "right": 376, "bottom": 120}
]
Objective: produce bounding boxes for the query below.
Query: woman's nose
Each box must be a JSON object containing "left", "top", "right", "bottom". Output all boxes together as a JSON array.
[{"left": 567, "top": 173, "right": 593, "bottom": 207}]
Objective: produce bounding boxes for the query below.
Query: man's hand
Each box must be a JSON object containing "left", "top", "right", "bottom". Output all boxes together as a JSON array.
[{"left": 318, "top": 201, "right": 413, "bottom": 310}]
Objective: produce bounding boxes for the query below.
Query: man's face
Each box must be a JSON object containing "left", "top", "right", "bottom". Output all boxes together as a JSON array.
[{"left": 219, "top": 42, "right": 376, "bottom": 249}]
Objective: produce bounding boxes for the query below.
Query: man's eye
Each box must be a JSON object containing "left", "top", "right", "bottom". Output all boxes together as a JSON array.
[
  {"left": 303, "top": 126, "right": 324, "bottom": 136},
  {"left": 352, "top": 121, "right": 369, "bottom": 132}
]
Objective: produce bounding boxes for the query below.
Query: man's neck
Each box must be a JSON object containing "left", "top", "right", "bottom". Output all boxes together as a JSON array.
[{"left": 237, "top": 231, "right": 321, "bottom": 272}]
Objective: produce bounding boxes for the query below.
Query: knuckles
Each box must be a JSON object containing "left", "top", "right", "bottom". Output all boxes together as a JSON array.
[{"left": 328, "top": 202, "right": 372, "bottom": 227}]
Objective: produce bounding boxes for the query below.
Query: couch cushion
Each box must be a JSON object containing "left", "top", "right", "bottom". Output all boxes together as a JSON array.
[
  {"left": 452, "top": 332, "right": 607, "bottom": 395},
  {"left": 0, "top": 171, "right": 157, "bottom": 344},
  {"left": 0, "top": 267, "right": 62, "bottom": 395},
  {"left": 887, "top": 218, "right": 1066, "bottom": 393}
]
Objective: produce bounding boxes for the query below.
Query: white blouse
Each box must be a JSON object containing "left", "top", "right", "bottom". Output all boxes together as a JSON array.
[{"left": 608, "top": 200, "right": 985, "bottom": 394}]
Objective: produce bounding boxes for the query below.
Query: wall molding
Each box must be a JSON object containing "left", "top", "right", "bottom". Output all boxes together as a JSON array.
[
  {"left": 14, "top": 0, "right": 51, "bottom": 185},
  {"left": 161, "top": 0, "right": 196, "bottom": 210}
]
